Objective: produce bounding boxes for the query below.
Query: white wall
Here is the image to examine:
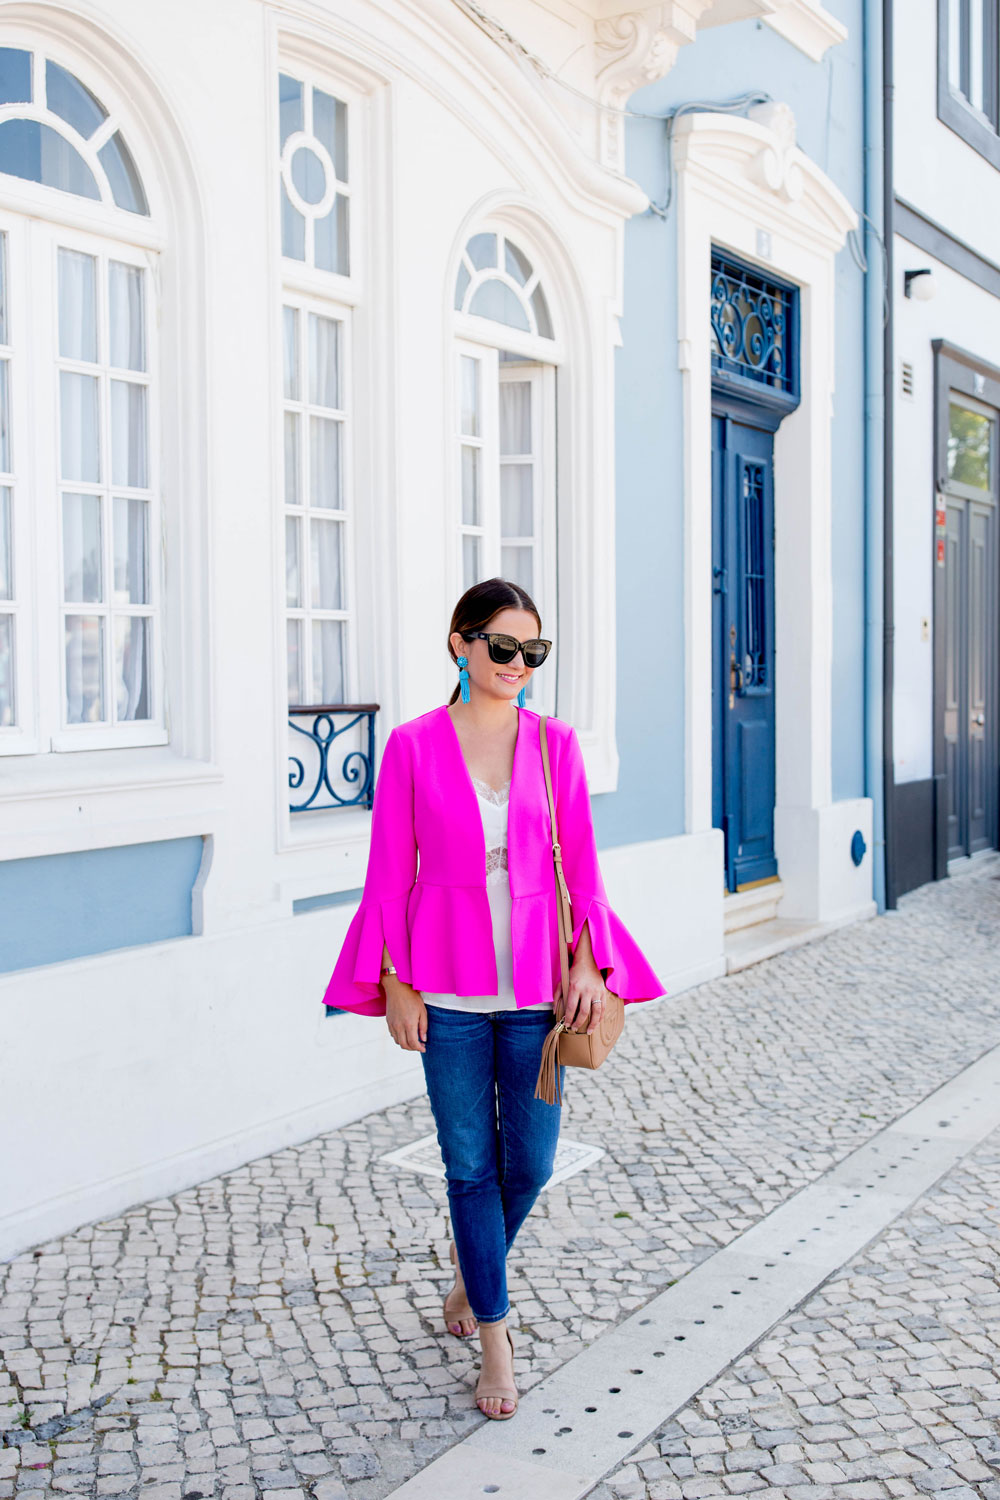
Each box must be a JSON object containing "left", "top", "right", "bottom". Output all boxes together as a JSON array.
[
  {"left": 0, "top": 0, "right": 645, "bottom": 1259},
  {"left": 891, "top": 5, "right": 1000, "bottom": 785}
]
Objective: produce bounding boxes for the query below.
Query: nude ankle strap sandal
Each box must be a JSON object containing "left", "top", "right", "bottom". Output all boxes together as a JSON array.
[{"left": 475, "top": 1327, "right": 518, "bottom": 1420}]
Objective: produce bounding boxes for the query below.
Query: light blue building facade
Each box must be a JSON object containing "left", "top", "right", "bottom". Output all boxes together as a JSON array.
[{"left": 600, "top": 2, "right": 879, "bottom": 977}]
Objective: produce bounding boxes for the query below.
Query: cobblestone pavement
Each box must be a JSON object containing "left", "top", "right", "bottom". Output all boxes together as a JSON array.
[
  {"left": 589, "top": 1125, "right": 1000, "bottom": 1500},
  {"left": 2, "top": 860, "right": 1000, "bottom": 1500}
]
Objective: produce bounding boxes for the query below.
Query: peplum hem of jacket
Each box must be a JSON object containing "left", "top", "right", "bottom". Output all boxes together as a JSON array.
[
  {"left": 322, "top": 890, "right": 413, "bottom": 1015},
  {"left": 567, "top": 890, "right": 668, "bottom": 1005}
]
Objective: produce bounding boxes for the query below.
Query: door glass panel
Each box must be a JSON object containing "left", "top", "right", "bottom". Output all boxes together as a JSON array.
[
  {"left": 743, "top": 462, "right": 767, "bottom": 686},
  {"left": 284, "top": 412, "right": 299, "bottom": 505},
  {"left": 112, "top": 497, "right": 148, "bottom": 604},
  {"left": 310, "top": 518, "right": 343, "bottom": 610},
  {"left": 64, "top": 614, "right": 104, "bottom": 722},
  {"left": 58, "top": 248, "right": 98, "bottom": 362},
  {"left": 460, "top": 356, "right": 479, "bottom": 437},
  {"left": 0, "top": 611, "right": 12, "bottom": 726},
  {"left": 500, "top": 543, "right": 532, "bottom": 593},
  {"left": 113, "top": 614, "right": 151, "bottom": 720},
  {"left": 948, "top": 402, "right": 992, "bottom": 490},
  {"left": 309, "top": 314, "right": 340, "bottom": 409},
  {"left": 60, "top": 371, "right": 100, "bottom": 481},
  {"left": 62, "top": 492, "right": 102, "bottom": 602},
  {"left": 311, "top": 618, "right": 344, "bottom": 703},
  {"left": 285, "top": 516, "right": 301, "bottom": 607},
  {"left": 462, "top": 533, "right": 480, "bottom": 589},
  {"left": 0, "top": 360, "right": 9, "bottom": 473},
  {"left": 0, "top": 486, "right": 10, "bottom": 599},
  {"left": 310, "top": 416, "right": 341, "bottom": 508},
  {"left": 499, "top": 381, "right": 530, "bottom": 454},
  {"left": 109, "top": 262, "right": 145, "bottom": 371},
  {"left": 283, "top": 306, "right": 299, "bottom": 400},
  {"left": 287, "top": 618, "right": 303, "bottom": 702},
  {"left": 111, "top": 380, "right": 148, "bottom": 487},
  {"left": 461, "top": 446, "right": 480, "bottom": 526},
  {"left": 500, "top": 464, "right": 532, "bottom": 535}
]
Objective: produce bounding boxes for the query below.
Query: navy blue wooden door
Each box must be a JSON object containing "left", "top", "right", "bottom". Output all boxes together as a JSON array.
[{"left": 712, "top": 414, "right": 777, "bottom": 893}]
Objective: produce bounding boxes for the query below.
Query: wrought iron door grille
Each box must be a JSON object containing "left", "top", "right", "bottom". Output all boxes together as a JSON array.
[
  {"left": 742, "top": 462, "right": 767, "bottom": 687},
  {"left": 711, "top": 253, "right": 797, "bottom": 397}
]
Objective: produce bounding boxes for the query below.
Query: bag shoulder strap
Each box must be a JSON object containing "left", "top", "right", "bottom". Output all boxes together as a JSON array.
[{"left": 539, "top": 715, "right": 575, "bottom": 957}]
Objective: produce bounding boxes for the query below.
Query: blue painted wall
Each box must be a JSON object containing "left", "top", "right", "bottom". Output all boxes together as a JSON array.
[
  {"left": 0, "top": 836, "right": 206, "bottom": 973},
  {"left": 593, "top": 3, "right": 866, "bottom": 850}
]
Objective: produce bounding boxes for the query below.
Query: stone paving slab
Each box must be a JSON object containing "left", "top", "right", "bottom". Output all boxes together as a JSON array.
[
  {"left": 2, "top": 859, "right": 1000, "bottom": 1500},
  {"left": 588, "top": 1122, "right": 1000, "bottom": 1500}
]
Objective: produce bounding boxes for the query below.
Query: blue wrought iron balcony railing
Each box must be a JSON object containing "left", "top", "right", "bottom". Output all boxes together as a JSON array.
[{"left": 288, "top": 703, "right": 379, "bottom": 814}]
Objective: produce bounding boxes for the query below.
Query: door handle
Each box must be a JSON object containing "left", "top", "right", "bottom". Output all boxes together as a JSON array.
[{"left": 973, "top": 713, "right": 985, "bottom": 726}]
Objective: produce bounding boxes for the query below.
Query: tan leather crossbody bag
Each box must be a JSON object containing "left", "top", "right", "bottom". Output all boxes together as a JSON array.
[{"left": 533, "top": 714, "right": 624, "bottom": 1105}]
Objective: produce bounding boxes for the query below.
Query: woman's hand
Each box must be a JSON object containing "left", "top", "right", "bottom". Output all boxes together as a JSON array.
[
  {"left": 384, "top": 979, "right": 428, "bottom": 1053},
  {"left": 555, "top": 958, "right": 608, "bottom": 1035},
  {"left": 554, "top": 918, "right": 609, "bottom": 1034}
]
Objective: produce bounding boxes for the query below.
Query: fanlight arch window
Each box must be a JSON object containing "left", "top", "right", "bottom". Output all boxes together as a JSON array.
[
  {"left": 0, "top": 48, "right": 161, "bottom": 755},
  {"left": 454, "top": 231, "right": 553, "bottom": 341},
  {"left": 452, "top": 229, "right": 557, "bottom": 713},
  {"left": 0, "top": 48, "right": 148, "bottom": 215}
]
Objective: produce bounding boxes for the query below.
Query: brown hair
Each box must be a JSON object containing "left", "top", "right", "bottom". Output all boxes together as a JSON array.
[{"left": 446, "top": 577, "right": 543, "bottom": 706}]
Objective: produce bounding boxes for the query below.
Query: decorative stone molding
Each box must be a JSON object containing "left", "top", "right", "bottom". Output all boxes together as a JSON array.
[
  {"left": 746, "top": 101, "right": 804, "bottom": 202},
  {"left": 672, "top": 108, "right": 856, "bottom": 248},
  {"left": 594, "top": 1, "right": 713, "bottom": 169},
  {"left": 592, "top": 0, "right": 847, "bottom": 170}
]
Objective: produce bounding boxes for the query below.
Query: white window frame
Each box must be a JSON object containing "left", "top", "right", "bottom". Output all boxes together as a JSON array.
[
  {"left": 0, "top": 217, "right": 33, "bottom": 754},
  {"left": 453, "top": 236, "right": 560, "bottom": 716},
  {"left": 274, "top": 42, "right": 389, "bottom": 857},
  {"left": 0, "top": 212, "right": 164, "bottom": 755},
  {"left": 282, "top": 290, "right": 355, "bottom": 709}
]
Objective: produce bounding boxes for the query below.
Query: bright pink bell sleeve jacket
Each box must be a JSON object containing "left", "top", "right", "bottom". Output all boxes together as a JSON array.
[{"left": 322, "top": 702, "right": 668, "bottom": 1016}]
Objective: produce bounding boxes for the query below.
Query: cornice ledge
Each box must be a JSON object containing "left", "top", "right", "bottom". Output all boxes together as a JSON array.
[
  {"left": 761, "top": 0, "right": 848, "bottom": 61},
  {"left": 674, "top": 105, "right": 858, "bottom": 246}
]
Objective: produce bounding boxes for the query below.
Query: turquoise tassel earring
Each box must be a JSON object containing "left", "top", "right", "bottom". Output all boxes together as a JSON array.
[
  {"left": 516, "top": 685, "right": 526, "bottom": 707},
  {"left": 457, "top": 655, "right": 471, "bottom": 704}
]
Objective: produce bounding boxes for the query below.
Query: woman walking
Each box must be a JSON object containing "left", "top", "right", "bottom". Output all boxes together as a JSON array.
[{"left": 323, "top": 578, "right": 666, "bottom": 1420}]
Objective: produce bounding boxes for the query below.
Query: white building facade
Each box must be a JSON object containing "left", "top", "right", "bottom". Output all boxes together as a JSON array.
[
  {"left": 1, "top": 0, "right": 859, "bottom": 1261},
  {"left": 889, "top": 0, "right": 1000, "bottom": 893}
]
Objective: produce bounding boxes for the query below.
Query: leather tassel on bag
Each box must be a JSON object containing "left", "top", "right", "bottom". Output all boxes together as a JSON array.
[
  {"left": 534, "top": 1018, "right": 567, "bottom": 1105},
  {"left": 533, "top": 716, "right": 625, "bottom": 1105}
]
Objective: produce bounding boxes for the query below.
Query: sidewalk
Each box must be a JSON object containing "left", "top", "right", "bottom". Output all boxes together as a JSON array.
[
  {"left": 2, "top": 859, "right": 1000, "bottom": 1500},
  {"left": 590, "top": 1121, "right": 1000, "bottom": 1500}
]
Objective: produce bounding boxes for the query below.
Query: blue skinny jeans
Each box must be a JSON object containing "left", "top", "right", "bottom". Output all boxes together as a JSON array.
[{"left": 420, "top": 1004, "right": 565, "bottom": 1324}]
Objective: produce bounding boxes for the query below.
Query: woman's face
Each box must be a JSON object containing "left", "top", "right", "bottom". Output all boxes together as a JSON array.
[{"left": 452, "top": 607, "right": 542, "bottom": 704}]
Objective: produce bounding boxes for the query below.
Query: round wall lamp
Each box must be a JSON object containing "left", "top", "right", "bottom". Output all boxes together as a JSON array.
[{"left": 904, "top": 268, "right": 937, "bottom": 300}]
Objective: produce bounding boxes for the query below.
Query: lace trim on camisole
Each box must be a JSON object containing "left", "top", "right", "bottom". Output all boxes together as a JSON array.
[
  {"left": 469, "top": 772, "right": 510, "bottom": 806},
  {"left": 469, "top": 773, "right": 510, "bottom": 885}
]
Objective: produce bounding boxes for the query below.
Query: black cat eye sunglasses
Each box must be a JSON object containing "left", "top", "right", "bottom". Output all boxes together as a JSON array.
[{"left": 461, "top": 632, "right": 552, "bottom": 668}]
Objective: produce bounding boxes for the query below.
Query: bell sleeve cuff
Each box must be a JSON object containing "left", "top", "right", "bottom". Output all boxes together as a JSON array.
[
  {"left": 322, "top": 726, "right": 417, "bottom": 1018},
  {"left": 322, "top": 891, "right": 412, "bottom": 1016},
  {"left": 568, "top": 892, "right": 668, "bottom": 1005}
]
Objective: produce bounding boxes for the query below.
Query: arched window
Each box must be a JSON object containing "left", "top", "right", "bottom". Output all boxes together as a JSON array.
[
  {"left": 278, "top": 62, "right": 357, "bottom": 732},
  {"left": 454, "top": 231, "right": 553, "bottom": 340},
  {"left": 0, "top": 48, "right": 147, "bottom": 214},
  {"left": 453, "top": 229, "right": 557, "bottom": 709},
  {"left": 0, "top": 48, "right": 160, "bottom": 754}
]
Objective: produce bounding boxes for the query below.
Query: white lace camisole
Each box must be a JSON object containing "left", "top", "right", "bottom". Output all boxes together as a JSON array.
[{"left": 419, "top": 774, "right": 555, "bottom": 1013}]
